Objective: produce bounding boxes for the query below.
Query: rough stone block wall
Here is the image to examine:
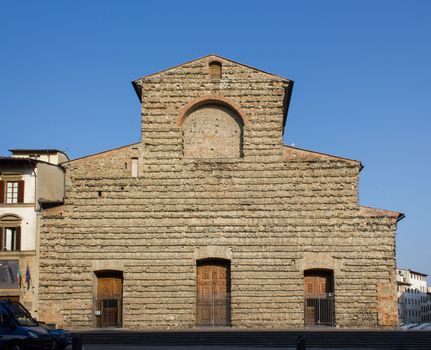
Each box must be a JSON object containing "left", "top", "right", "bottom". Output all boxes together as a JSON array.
[{"left": 38, "top": 56, "right": 399, "bottom": 329}]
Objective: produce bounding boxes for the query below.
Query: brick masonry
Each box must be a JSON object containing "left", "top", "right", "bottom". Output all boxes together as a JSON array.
[{"left": 38, "top": 55, "right": 401, "bottom": 329}]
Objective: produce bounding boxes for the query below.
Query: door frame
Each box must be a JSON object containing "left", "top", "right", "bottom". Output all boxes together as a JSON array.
[
  {"left": 196, "top": 258, "right": 231, "bottom": 327},
  {"left": 304, "top": 269, "right": 335, "bottom": 327},
  {"left": 94, "top": 270, "right": 123, "bottom": 328}
]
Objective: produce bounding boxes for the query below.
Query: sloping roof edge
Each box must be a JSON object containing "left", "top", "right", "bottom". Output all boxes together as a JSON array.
[
  {"left": 0, "top": 157, "right": 66, "bottom": 173},
  {"left": 398, "top": 268, "right": 428, "bottom": 277},
  {"left": 283, "top": 145, "right": 362, "bottom": 166},
  {"left": 131, "top": 54, "right": 294, "bottom": 131},
  {"left": 133, "top": 54, "right": 291, "bottom": 83},
  {"left": 0, "top": 157, "right": 38, "bottom": 164},
  {"left": 407, "top": 269, "right": 428, "bottom": 277},
  {"left": 9, "top": 149, "right": 69, "bottom": 158},
  {"left": 64, "top": 142, "right": 140, "bottom": 165},
  {"left": 359, "top": 205, "right": 405, "bottom": 222}
]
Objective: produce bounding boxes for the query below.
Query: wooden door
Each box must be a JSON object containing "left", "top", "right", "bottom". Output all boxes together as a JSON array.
[
  {"left": 304, "top": 270, "right": 334, "bottom": 327},
  {"left": 196, "top": 260, "right": 230, "bottom": 327},
  {"left": 97, "top": 275, "right": 122, "bottom": 328},
  {"left": 304, "top": 275, "right": 328, "bottom": 296}
]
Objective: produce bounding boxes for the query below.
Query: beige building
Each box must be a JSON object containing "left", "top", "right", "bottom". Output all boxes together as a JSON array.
[
  {"left": 427, "top": 287, "right": 431, "bottom": 323},
  {"left": 38, "top": 55, "right": 403, "bottom": 329},
  {"left": 397, "top": 268, "right": 430, "bottom": 324},
  {"left": 0, "top": 149, "right": 67, "bottom": 315}
]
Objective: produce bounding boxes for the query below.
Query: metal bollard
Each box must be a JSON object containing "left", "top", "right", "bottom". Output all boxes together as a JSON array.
[
  {"left": 72, "top": 334, "right": 82, "bottom": 350},
  {"left": 296, "top": 335, "right": 306, "bottom": 350}
]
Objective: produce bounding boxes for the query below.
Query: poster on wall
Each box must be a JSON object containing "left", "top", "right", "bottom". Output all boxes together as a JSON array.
[{"left": 0, "top": 260, "right": 19, "bottom": 289}]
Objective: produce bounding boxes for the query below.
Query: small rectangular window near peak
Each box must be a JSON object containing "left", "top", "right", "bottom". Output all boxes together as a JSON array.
[
  {"left": 131, "top": 158, "right": 138, "bottom": 178},
  {"left": 209, "top": 61, "right": 222, "bottom": 79}
]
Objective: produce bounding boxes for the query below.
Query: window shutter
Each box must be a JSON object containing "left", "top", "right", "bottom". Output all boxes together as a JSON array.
[
  {"left": 0, "top": 180, "right": 4, "bottom": 203},
  {"left": 0, "top": 228, "right": 3, "bottom": 250},
  {"left": 18, "top": 180, "right": 24, "bottom": 203},
  {"left": 16, "top": 226, "right": 21, "bottom": 251}
]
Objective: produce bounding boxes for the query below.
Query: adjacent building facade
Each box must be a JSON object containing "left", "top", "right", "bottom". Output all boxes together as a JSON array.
[
  {"left": 0, "top": 149, "right": 67, "bottom": 315},
  {"left": 397, "top": 268, "right": 431, "bottom": 323},
  {"left": 38, "top": 55, "right": 403, "bottom": 329},
  {"left": 427, "top": 287, "right": 431, "bottom": 323}
]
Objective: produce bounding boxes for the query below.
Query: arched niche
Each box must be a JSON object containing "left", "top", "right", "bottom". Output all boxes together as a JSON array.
[{"left": 181, "top": 103, "right": 244, "bottom": 159}]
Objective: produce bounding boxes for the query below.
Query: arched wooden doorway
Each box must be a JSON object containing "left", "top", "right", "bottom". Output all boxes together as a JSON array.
[
  {"left": 304, "top": 269, "right": 335, "bottom": 327},
  {"left": 196, "top": 259, "right": 231, "bottom": 327},
  {"left": 95, "top": 270, "right": 123, "bottom": 328}
]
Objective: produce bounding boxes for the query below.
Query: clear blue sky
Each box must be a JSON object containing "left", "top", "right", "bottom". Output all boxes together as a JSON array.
[{"left": 1, "top": 1, "right": 430, "bottom": 279}]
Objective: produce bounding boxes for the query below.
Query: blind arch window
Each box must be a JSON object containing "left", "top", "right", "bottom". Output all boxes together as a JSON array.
[{"left": 182, "top": 104, "right": 243, "bottom": 159}]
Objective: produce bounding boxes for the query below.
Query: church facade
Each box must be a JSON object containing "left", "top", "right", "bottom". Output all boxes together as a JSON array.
[{"left": 38, "top": 55, "right": 402, "bottom": 329}]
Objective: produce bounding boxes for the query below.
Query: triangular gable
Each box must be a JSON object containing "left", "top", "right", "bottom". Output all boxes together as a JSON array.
[
  {"left": 132, "top": 54, "right": 294, "bottom": 130},
  {"left": 132, "top": 54, "right": 291, "bottom": 85}
]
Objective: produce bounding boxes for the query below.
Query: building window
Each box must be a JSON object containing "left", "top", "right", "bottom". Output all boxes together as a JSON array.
[
  {"left": 0, "top": 260, "right": 20, "bottom": 289},
  {"left": 0, "top": 214, "right": 22, "bottom": 252},
  {"left": 131, "top": 158, "right": 138, "bottom": 178},
  {"left": 6, "top": 182, "right": 18, "bottom": 203},
  {"left": 0, "top": 227, "right": 21, "bottom": 251},
  {"left": 0, "top": 179, "right": 24, "bottom": 204}
]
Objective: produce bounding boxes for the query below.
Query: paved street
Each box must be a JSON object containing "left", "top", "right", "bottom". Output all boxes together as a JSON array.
[{"left": 64, "top": 329, "right": 431, "bottom": 350}]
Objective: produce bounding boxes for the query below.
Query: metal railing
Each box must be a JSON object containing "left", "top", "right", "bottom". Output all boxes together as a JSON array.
[
  {"left": 197, "top": 293, "right": 231, "bottom": 327},
  {"left": 304, "top": 293, "right": 335, "bottom": 327}
]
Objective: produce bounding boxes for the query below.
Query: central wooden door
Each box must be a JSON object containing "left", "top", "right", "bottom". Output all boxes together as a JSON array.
[
  {"left": 304, "top": 270, "right": 335, "bottom": 327},
  {"left": 96, "top": 271, "right": 123, "bottom": 328},
  {"left": 196, "top": 260, "right": 230, "bottom": 327}
]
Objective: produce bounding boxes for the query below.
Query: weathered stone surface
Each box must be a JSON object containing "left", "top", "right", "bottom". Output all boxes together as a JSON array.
[{"left": 38, "top": 55, "right": 400, "bottom": 329}]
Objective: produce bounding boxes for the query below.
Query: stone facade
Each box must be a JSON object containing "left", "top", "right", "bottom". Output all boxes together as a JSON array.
[{"left": 38, "top": 55, "right": 402, "bottom": 329}]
